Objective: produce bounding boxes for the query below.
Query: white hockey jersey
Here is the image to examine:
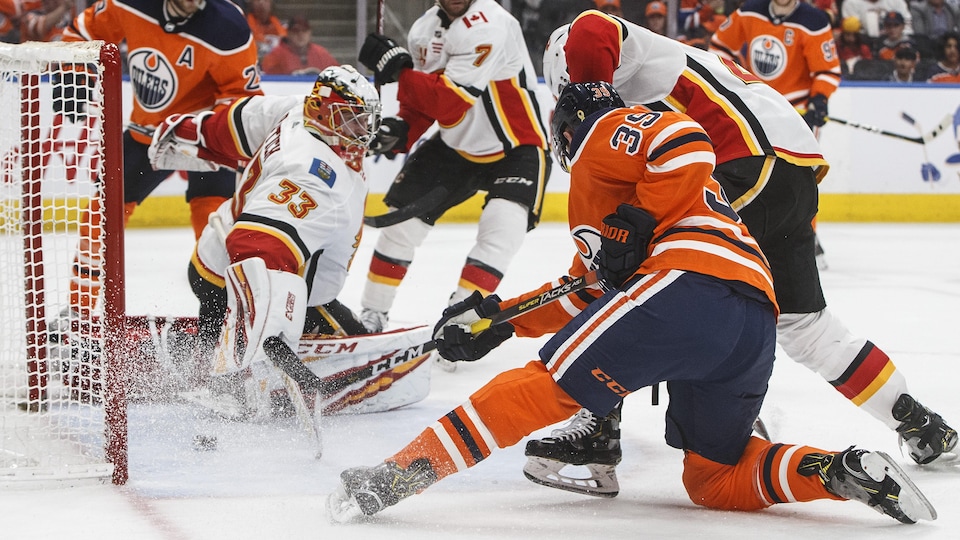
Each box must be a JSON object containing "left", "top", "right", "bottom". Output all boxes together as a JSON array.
[
  {"left": 547, "top": 11, "right": 828, "bottom": 177},
  {"left": 398, "top": 0, "right": 548, "bottom": 159},
  {"left": 192, "top": 95, "right": 366, "bottom": 307}
]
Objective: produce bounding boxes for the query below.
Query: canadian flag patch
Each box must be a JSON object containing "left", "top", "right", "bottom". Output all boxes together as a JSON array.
[{"left": 463, "top": 12, "right": 488, "bottom": 28}]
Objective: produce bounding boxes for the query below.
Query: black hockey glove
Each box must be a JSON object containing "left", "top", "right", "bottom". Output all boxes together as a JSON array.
[
  {"left": 433, "top": 291, "right": 514, "bottom": 362},
  {"left": 359, "top": 33, "right": 413, "bottom": 86},
  {"left": 598, "top": 204, "right": 657, "bottom": 291},
  {"left": 368, "top": 117, "right": 409, "bottom": 158},
  {"left": 803, "top": 94, "right": 829, "bottom": 129}
]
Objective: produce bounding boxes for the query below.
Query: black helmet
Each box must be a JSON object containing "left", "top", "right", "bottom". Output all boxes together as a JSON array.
[{"left": 551, "top": 81, "right": 625, "bottom": 172}]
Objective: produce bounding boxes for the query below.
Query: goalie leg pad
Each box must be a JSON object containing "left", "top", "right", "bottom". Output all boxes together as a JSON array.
[{"left": 214, "top": 258, "right": 307, "bottom": 373}]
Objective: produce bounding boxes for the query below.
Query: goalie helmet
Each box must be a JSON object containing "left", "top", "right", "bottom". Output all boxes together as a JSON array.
[
  {"left": 543, "top": 25, "right": 571, "bottom": 99},
  {"left": 303, "top": 64, "right": 382, "bottom": 169},
  {"left": 551, "top": 81, "right": 624, "bottom": 172}
]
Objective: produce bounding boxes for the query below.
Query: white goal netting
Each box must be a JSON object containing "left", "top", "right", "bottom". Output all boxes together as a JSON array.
[{"left": 0, "top": 41, "right": 125, "bottom": 488}]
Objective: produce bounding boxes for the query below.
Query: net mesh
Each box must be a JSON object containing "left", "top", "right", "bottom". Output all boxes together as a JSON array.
[{"left": 0, "top": 42, "right": 116, "bottom": 486}]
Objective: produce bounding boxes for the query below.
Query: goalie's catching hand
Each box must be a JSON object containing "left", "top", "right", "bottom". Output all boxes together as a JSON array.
[
  {"left": 148, "top": 111, "right": 222, "bottom": 172},
  {"left": 433, "top": 291, "right": 514, "bottom": 362}
]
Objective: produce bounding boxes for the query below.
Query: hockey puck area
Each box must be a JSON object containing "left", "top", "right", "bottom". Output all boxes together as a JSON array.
[{"left": 192, "top": 435, "right": 218, "bottom": 451}]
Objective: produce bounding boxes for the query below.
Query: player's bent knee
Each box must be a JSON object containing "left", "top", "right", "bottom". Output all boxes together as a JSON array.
[{"left": 682, "top": 449, "right": 769, "bottom": 512}]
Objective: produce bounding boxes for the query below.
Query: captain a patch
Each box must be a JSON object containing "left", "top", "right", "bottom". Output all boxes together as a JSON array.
[{"left": 310, "top": 158, "right": 336, "bottom": 188}]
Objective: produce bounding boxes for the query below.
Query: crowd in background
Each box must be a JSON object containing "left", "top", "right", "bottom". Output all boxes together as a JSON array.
[{"left": 1, "top": 0, "right": 956, "bottom": 82}]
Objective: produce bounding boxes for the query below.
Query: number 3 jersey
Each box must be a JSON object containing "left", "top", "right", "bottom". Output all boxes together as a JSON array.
[
  {"left": 192, "top": 96, "right": 367, "bottom": 307},
  {"left": 398, "top": 0, "right": 548, "bottom": 160},
  {"left": 507, "top": 106, "right": 777, "bottom": 338}
]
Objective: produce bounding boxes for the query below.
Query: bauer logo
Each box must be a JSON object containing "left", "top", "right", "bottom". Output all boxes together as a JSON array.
[
  {"left": 748, "top": 36, "right": 787, "bottom": 81},
  {"left": 127, "top": 49, "right": 177, "bottom": 112}
]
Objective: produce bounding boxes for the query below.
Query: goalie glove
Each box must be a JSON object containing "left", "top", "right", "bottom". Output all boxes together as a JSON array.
[
  {"left": 433, "top": 291, "right": 514, "bottom": 362},
  {"left": 148, "top": 111, "right": 221, "bottom": 172},
  {"left": 367, "top": 117, "right": 409, "bottom": 158},
  {"left": 359, "top": 33, "right": 413, "bottom": 86}
]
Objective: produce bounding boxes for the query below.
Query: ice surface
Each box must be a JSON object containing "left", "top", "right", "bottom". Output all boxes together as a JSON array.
[{"left": 2, "top": 222, "right": 958, "bottom": 539}]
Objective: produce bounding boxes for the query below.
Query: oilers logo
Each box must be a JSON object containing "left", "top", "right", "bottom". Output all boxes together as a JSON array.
[
  {"left": 748, "top": 36, "right": 787, "bottom": 81},
  {"left": 127, "top": 48, "right": 177, "bottom": 112},
  {"left": 571, "top": 225, "right": 602, "bottom": 271}
]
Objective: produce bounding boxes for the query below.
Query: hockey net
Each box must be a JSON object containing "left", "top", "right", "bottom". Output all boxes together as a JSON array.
[{"left": 0, "top": 41, "right": 126, "bottom": 487}]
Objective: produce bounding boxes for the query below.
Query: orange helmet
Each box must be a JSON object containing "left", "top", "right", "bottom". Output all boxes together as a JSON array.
[{"left": 303, "top": 65, "right": 381, "bottom": 167}]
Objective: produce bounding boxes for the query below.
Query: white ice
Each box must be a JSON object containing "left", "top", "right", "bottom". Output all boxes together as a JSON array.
[{"left": 3, "top": 222, "right": 959, "bottom": 539}]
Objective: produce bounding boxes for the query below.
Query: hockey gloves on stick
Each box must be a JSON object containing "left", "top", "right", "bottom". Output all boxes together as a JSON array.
[
  {"left": 803, "top": 94, "right": 829, "bottom": 129},
  {"left": 148, "top": 111, "right": 221, "bottom": 172},
  {"left": 598, "top": 204, "right": 657, "bottom": 291},
  {"left": 433, "top": 291, "right": 514, "bottom": 362},
  {"left": 359, "top": 33, "right": 414, "bottom": 86},
  {"left": 368, "top": 117, "right": 409, "bottom": 158}
]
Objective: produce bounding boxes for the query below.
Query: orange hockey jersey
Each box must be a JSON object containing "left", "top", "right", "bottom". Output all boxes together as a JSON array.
[
  {"left": 710, "top": 0, "right": 840, "bottom": 106},
  {"left": 64, "top": 0, "right": 262, "bottom": 144},
  {"left": 506, "top": 106, "right": 776, "bottom": 337}
]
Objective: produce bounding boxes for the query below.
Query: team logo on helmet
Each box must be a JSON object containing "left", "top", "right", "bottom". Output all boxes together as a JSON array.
[
  {"left": 748, "top": 36, "right": 787, "bottom": 80},
  {"left": 127, "top": 48, "right": 177, "bottom": 112}
]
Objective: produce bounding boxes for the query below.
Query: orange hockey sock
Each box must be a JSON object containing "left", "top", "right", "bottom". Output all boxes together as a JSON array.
[{"left": 189, "top": 195, "right": 228, "bottom": 239}]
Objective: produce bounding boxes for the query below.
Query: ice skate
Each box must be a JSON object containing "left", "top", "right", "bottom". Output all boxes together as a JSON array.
[
  {"left": 522, "top": 407, "right": 622, "bottom": 497},
  {"left": 328, "top": 459, "right": 438, "bottom": 522},
  {"left": 798, "top": 446, "right": 937, "bottom": 523},
  {"left": 359, "top": 309, "right": 388, "bottom": 334},
  {"left": 892, "top": 393, "right": 958, "bottom": 465}
]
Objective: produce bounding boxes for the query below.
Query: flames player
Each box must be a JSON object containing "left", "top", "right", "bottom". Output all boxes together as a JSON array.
[
  {"left": 327, "top": 82, "right": 935, "bottom": 526},
  {"left": 527, "top": 10, "right": 955, "bottom": 498},
  {"left": 354, "top": 0, "right": 551, "bottom": 352},
  {"left": 60, "top": 0, "right": 261, "bottom": 324},
  {"left": 147, "top": 65, "right": 381, "bottom": 415},
  {"left": 710, "top": 0, "right": 841, "bottom": 133}
]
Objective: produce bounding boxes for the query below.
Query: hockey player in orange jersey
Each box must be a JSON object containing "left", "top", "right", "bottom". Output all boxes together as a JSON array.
[
  {"left": 531, "top": 11, "right": 955, "bottom": 494},
  {"left": 59, "top": 0, "right": 261, "bottom": 322},
  {"left": 710, "top": 0, "right": 841, "bottom": 131},
  {"left": 327, "top": 82, "right": 936, "bottom": 526}
]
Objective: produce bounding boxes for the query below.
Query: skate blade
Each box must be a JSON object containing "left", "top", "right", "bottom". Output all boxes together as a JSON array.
[
  {"left": 862, "top": 451, "right": 937, "bottom": 523},
  {"left": 326, "top": 485, "right": 365, "bottom": 524},
  {"left": 522, "top": 456, "right": 619, "bottom": 498},
  {"left": 177, "top": 389, "right": 250, "bottom": 421}
]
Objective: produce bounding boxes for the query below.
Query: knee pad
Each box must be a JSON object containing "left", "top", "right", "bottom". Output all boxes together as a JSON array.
[
  {"left": 374, "top": 217, "right": 433, "bottom": 262},
  {"left": 468, "top": 198, "right": 528, "bottom": 271}
]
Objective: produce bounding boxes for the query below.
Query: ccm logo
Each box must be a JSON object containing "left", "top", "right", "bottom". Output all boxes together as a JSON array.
[{"left": 591, "top": 368, "right": 631, "bottom": 398}]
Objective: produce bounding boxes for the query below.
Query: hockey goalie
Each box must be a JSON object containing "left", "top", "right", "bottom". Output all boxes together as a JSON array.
[{"left": 142, "top": 65, "right": 434, "bottom": 425}]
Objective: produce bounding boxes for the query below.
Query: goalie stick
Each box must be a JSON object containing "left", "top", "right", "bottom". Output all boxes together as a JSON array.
[
  {"left": 266, "top": 271, "right": 600, "bottom": 392},
  {"left": 827, "top": 114, "right": 952, "bottom": 145},
  {"left": 363, "top": 186, "right": 449, "bottom": 228}
]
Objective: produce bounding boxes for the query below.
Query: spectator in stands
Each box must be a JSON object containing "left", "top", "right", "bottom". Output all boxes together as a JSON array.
[
  {"left": 260, "top": 15, "right": 337, "bottom": 75},
  {"left": 877, "top": 11, "right": 916, "bottom": 59},
  {"left": 838, "top": 16, "right": 875, "bottom": 76},
  {"left": 594, "top": 0, "right": 624, "bottom": 16},
  {"left": 927, "top": 30, "right": 960, "bottom": 81},
  {"left": 889, "top": 44, "right": 924, "bottom": 80},
  {"left": 246, "top": 0, "right": 285, "bottom": 59},
  {"left": 679, "top": 0, "right": 727, "bottom": 50},
  {"left": 910, "top": 0, "right": 959, "bottom": 41},
  {"left": 20, "top": 0, "right": 72, "bottom": 42},
  {"left": 842, "top": 0, "right": 913, "bottom": 38},
  {"left": 643, "top": 1, "right": 668, "bottom": 35}
]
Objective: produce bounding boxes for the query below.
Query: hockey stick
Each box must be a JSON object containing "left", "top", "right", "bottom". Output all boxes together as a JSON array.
[
  {"left": 901, "top": 112, "right": 941, "bottom": 182},
  {"left": 363, "top": 186, "right": 450, "bottom": 228},
  {"left": 826, "top": 114, "right": 952, "bottom": 145},
  {"left": 267, "top": 271, "right": 600, "bottom": 392}
]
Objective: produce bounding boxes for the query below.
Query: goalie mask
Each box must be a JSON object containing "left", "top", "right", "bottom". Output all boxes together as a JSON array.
[
  {"left": 551, "top": 81, "right": 624, "bottom": 172},
  {"left": 303, "top": 64, "right": 382, "bottom": 170},
  {"left": 543, "top": 25, "right": 572, "bottom": 99}
]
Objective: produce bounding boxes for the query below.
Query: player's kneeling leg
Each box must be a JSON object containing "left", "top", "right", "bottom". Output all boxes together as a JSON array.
[{"left": 214, "top": 257, "right": 308, "bottom": 373}]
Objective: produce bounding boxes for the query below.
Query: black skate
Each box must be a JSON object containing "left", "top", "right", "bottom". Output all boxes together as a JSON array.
[
  {"left": 798, "top": 446, "right": 937, "bottom": 523},
  {"left": 327, "top": 459, "right": 437, "bottom": 522},
  {"left": 522, "top": 406, "right": 622, "bottom": 497},
  {"left": 892, "top": 393, "right": 958, "bottom": 465}
]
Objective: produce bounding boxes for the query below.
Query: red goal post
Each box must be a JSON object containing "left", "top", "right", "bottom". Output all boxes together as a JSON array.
[{"left": 0, "top": 41, "right": 126, "bottom": 487}]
